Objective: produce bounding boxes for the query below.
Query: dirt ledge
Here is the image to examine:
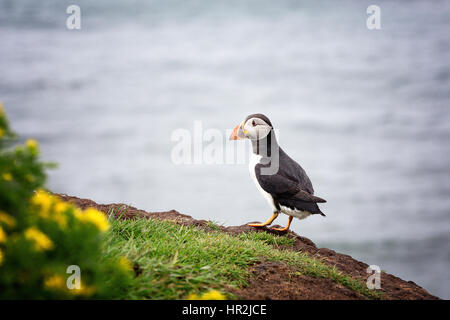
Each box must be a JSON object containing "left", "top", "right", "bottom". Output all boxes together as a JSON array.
[{"left": 55, "top": 193, "right": 440, "bottom": 300}]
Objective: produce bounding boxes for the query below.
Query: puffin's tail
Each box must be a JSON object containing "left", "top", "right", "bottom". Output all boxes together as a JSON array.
[
  {"left": 318, "top": 207, "right": 326, "bottom": 217},
  {"left": 311, "top": 203, "right": 326, "bottom": 217}
]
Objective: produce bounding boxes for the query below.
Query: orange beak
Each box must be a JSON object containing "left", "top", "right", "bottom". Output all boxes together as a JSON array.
[{"left": 229, "top": 121, "right": 245, "bottom": 140}]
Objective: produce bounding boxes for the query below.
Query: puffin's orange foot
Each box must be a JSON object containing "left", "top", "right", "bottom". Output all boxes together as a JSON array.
[
  {"left": 248, "top": 213, "right": 279, "bottom": 228},
  {"left": 248, "top": 222, "right": 268, "bottom": 228},
  {"left": 270, "top": 226, "right": 290, "bottom": 232},
  {"left": 270, "top": 216, "right": 293, "bottom": 232}
]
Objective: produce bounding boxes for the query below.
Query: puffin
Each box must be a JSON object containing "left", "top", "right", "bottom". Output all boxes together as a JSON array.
[{"left": 229, "top": 113, "right": 326, "bottom": 232}]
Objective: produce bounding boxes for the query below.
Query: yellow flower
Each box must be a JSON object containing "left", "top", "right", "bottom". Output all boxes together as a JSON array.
[
  {"left": 31, "top": 189, "right": 53, "bottom": 217},
  {"left": 0, "top": 227, "right": 6, "bottom": 243},
  {"left": 0, "top": 211, "right": 16, "bottom": 228},
  {"left": 25, "top": 227, "right": 54, "bottom": 251},
  {"left": 53, "top": 214, "right": 67, "bottom": 229},
  {"left": 0, "top": 249, "right": 3, "bottom": 265},
  {"left": 44, "top": 275, "right": 66, "bottom": 290},
  {"left": 2, "top": 173, "right": 12, "bottom": 181},
  {"left": 0, "top": 128, "right": 4, "bottom": 138},
  {"left": 188, "top": 290, "right": 226, "bottom": 300},
  {"left": 53, "top": 200, "right": 72, "bottom": 228},
  {"left": 70, "top": 283, "right": 96, "bottom": 297},
  {"left": 201, "top": 290, "right": 226, "bottom": 300},
  {"left": 187, "top": 293, "right": 200, "bottom": 300},
  {"left": 76, "top": 208, "right": 109, "bottom": 232},
  {"left": 26, "top": 139, "right": 39, "bottom": 153},
  {"left": 54, "top": 201, "right": 69, "bottom": 214},
  {"left": 45, "top": 276, "right": 95, "bottom": 296},
  {"left": 30, "top": 191, "right": 72, "bottom": 228},
  {"left": 118, "top": 257, "right": 133, "bottom": 272}
]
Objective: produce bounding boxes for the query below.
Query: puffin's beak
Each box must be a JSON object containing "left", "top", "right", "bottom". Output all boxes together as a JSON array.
[{"left": 229, "top": 121, "right": 245, "bottom": 140}]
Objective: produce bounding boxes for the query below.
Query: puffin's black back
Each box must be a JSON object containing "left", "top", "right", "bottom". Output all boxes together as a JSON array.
[{"left": 277, "top": 148, "right": 314, "bottom": 194}]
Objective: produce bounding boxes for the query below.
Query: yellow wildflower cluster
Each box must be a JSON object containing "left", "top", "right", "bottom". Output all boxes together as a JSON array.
[
  {"left": 0, "top": 108, "right": 131, "bottom": 299},
  {"left": 75, "top": 208, "right": 109, "bottom": 232},
  {"left": 44, "top": 275, "right": 66, "bottom": 290},
  {"left": 70, "top": 283, "right": 96, "bottom": 297},
  {"left": 44, "top": 275, "right": 96, "bottom": 297},
  {"left": 0, "top": 211, "right": 16, "bottom": 228},
  {"left": 0, "top": 227, "right": 6, "bottom": 243},
  {"left": 25, "top": 227, "right": 54, "bottom": 251},
  {"left": 30, "top": 189, "right": 68, "bottom": 228},
  {"left": 188, "top": 289, "right": 226, "bottom": 300},
  {"left": 31, "top": 189, "right": 53, "bottom": 215},
  {"left": 31, "top": 190, "right": 109, "bottom": 232}
]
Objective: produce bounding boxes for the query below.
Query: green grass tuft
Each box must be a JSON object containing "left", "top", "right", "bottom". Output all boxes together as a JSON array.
[
  {"left": 238, "top": 231, "right": 296, "bottom": 246},
  {"left": 205, "top": 220, "right": 222, "bottom": 231}
]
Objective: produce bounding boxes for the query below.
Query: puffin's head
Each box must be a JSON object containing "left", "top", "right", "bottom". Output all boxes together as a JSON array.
[{"left": 229, "top": 113, "right": 273, "bottom": 141}]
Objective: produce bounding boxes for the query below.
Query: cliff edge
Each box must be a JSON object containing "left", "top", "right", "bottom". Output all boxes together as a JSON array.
[{"left": 56, "top": 193, "right": 439, "bottom": 300}]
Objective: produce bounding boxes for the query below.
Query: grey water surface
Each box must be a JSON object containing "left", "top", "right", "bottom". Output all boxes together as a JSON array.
[{"left": 1, "top": 0, "right": 449, "bottom": 298}]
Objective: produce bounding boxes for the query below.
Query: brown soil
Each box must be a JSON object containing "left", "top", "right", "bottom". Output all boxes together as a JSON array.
[
  {"left": 55, "top": 193, "right": 440, "bottom": 300},
  {"left": 228, "top": 260, "right": 366, "bottom": 300}
]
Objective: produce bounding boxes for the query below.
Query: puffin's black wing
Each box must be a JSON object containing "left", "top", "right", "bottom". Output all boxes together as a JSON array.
[{"left": 255, "top": 164, "right": 326, "bottom": 203}]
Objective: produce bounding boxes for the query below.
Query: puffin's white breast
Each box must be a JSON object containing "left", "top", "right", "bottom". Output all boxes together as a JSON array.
[{"left": 249, "top": 153, "right": 277, "bottom": 211}]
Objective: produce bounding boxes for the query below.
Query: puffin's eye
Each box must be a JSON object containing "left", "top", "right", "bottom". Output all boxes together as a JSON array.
[{"left": 252, "top": 120, "right": 256, "bottom": 127}]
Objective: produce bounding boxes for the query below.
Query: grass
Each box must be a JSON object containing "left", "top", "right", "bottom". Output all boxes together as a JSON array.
[
  {"left": 238, "top": 231, "right": 296, "bottom": 246},
  {"left": 102, "top": 217, "right": 381, "bottom": 300},
  {"left": 107, "top": 205, "right": 131, "bottom": 221},
  {"left": 205, "top": 220, "right": 222, "bottom": 231}
]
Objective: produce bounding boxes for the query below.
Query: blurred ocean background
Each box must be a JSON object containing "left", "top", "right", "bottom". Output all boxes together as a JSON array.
[{"left": 1, "top": 0, "right": 449, "bottom": 298}]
